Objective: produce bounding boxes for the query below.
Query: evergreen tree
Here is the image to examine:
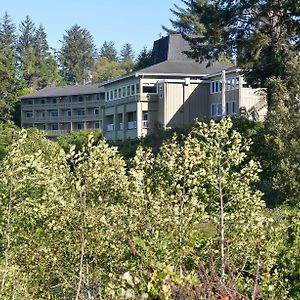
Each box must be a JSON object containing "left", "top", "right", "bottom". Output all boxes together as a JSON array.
[
  {"left": 0, "top": 13, "right": 21, "bottom": 122},
  {"left": 17, "top": 16, "right": 37, "bottom": 88},
  {"left": 33, "top": 25, "right": 60, "bottom": 88},
  {"left": 134, "top": 47, "right": 152, "bottom": 71},
  {"left": 120, "top": 42, "right": 135, "bottom": 73},
  {"left": 0, "top": 47, "right": 21, "bottom": 121},
  {"left": 0, "top": 12, "right": 16, "bottom": 50},
  {"left": 59, "top": 24, "right": 96, "bottom": 85},
  {"left": 99, "top": 40, "right": 118, "bottom": 61},
  {"left": 166, "top": 0, "right": 300, "bottom": 99},
  {"left": 120, "top": 43, "right": 134, "bottom": 62},
  {"left": 17, "top": 15, "right": 35, "bottom": 52}
]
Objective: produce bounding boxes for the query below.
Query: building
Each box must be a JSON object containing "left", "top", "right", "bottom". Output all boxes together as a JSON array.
[
  {"left": 21, "top": 84, "right": 105, "bottom": 137},
  {"left": 21, "top": 34, "right": 266, "bottom": 140}
]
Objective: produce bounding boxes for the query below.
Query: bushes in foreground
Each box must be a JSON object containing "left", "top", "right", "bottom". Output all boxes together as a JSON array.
[{"left": 0, "top": 118, "right": 298, "bottom": 299}]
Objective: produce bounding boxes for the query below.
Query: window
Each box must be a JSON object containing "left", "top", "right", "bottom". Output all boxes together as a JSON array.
[
  {"left": 118, "top": 88, "right": 122, "bottom": 98},
  {"left": 211, "top": 104, "right": 216, "bottom": 117},
  {"left": 26, "top": 111, "right": 33, "bottom": 118},
  {"left": 67, "top": 110, "right": 71, "bottom": 117},
  {"left": 226, "top": 102, "right": 230, "bottom": 115},
  {"left": 105, "top": 92, "right": 109, "bottom": 101},
  {"left": 50, "top": 110, "right": 58, "bottom": 117},
  {"left": 136, "top": 83, "right": 140, "bottom": 94},
  {"left": 216, "top": 81, "right": 220, "bottom": 93},
  {"left": 78, "top": 96, "right": 83, "bottom": 102},
  {"left": 122, "top": 87, "right": 126, "bottom": 97},
  {"left": 217, "top": 103, "right": 222, "bottom": 116},
  {"left": 50, "top": 123, "right": 58, "bottom": 130},
  {"left": 94, "top": 108, "right": 99, "bottom": 115},
  {"left": 77, "top": 123, "right": 84, "bottom": 130},
  {"left": 130, "top": 84, "right": 135, "bottom": 96},
  {"left": 142, "top": 84, "right": 157, "bottom": 94},
  {"left": 232, "top": 101, "right": 236, "bottom": 114},
  {"left": 114, "top": 89, "right": 118, "bottom": 99},
  {"left": 110, "top": 90, "right": 113, "bottom": 100},
  {"left": 127, "top": 86, "right": 130, "bottom": 96},
  {"left": 142, "top": 111, "right": 149, "bottom": 128}
]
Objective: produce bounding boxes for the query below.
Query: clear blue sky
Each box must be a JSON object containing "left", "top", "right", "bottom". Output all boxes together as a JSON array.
[{"left": 0, "top": 0, "right": 185, "bottom": 56}]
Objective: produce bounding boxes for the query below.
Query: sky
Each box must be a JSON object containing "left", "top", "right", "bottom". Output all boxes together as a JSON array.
[{"left": 0, "top": 0, "right": 185, "bottom": 56}]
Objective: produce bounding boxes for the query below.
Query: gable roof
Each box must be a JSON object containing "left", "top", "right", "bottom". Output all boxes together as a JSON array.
[{"left": 20, "top": 84, "right": 105, "bottom": 99}]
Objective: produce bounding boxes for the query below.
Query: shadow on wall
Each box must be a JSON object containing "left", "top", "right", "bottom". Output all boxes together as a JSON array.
[{"left": 167, "top": 83, "right": 209, "bottom": 128}]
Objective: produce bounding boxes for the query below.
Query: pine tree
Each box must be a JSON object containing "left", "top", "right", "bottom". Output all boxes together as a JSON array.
[
  {"left": 120, "top": 43, "right": 135, "bottom": 73},
  {"left": 0, "top": 13, "right": 21, "bottom": 122},
  {"left": 0, "top": 12, "right": 16, "bottom": 50},
  {"left": 17, "top": 16, "right": 37, "bottom": 88},
  {"left": 33, "top": 25, "right": 60, "bottom": 88},
  {"left": 59, "top": 24, "right": 96, "bottom": 85},
  {"left": 0, "top": 47, "right": 20, "bottom": 121},
  {"left": 99, "top": 41, "right": 118, "bottom": 61},
  {"left": 166, "top": 0, "right": 300, "bottom": 96},
  {"left": 120, "top": 43, "right": 134, "bottom": 62},
  {"left": 134, "top": 47, "right": 152, "bottom": 70}
]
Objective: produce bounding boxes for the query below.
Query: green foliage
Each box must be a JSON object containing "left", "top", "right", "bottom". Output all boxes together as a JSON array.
[
  {"left": 17, "top": 16, "right": 60, "bottom": 89},
  {"left": 134, "top": 46, "right": 152, "bottom": 71},
  {"left": 92, "top": 56, "right": 128, "bottom": 83},
  {"left": 0, "top": 121, "right": 18, "bottom": 160},
  {"left": 56, "top": 128, "right": 102, "bottom": 153},
  {"left": 167, "top": 0, "right": 300, "bottom": 95},
  {"left": 99, "top": 40, "right": 118, "bottom": 61},
  {"left": 0, "top": 119, "right": 298, "bottom": 299},
  {"left": 59, "top": 24, "right": 96, "bottom": 85}
]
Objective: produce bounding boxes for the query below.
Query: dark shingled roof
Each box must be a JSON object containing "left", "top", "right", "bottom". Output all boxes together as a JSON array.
[
  {"left": 136, "top": 60, "right": 232, "bottom": 76},
  {"left": 20, "top": 83, "right": 104, "bottom": 99},
  {"left": 151, "top": 34, "right": 193, "bottom": 64}
]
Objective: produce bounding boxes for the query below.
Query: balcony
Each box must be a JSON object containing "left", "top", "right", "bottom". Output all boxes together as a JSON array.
[
  {"left": 128, "top": 121, "right": 137, "bottom": 130},
  {"left": 106, "top": 124, "right": 114, "bottom": 132},
  {"left": 22, "top": 114, "right": 101, "bottom": 123}
]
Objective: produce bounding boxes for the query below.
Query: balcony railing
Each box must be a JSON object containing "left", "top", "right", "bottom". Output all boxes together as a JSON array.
[
  {"left": 106, "top": 124, "right": 114, "bottom": 132},
  {"left": 128, "top": 121, "right": 137, "bottom": 130},
  {"left": 22, "top": 114, "right": 100, "bottom": 122}
]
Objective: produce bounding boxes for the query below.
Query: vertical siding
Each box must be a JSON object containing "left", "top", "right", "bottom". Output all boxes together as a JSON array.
[{"left": 165, "top": 83, "right": 184, "bottom": 127}]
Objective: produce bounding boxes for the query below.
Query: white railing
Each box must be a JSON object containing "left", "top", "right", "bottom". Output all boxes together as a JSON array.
[
  {"left": 128, "top": 121, "right": 137, "bottom": 130},
  {"left": 142, "top": 120, "right": 149, "bottom": 128},
  {"left": 106, "top": 124, "right": 114, "bottom": 132}
]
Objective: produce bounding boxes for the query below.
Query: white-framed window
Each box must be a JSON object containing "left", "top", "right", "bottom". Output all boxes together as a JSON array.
[
  {"left": 232, "top": 101, "right": 237, "bottom": 114},
  {"left": 130, "top": 84, "right": 135, "bottom": 96},
  {"left": 211, "top": 104, "right": 216, "bottom": 117},
  {"left": 136, "top": 83, "right": 140, "bottom": 94},
  {"left": 226, "top": 102, "right": 230, "bottom": 115},
  {"left": 217, "top": 103, "right": 222, "bottom": 116},
  {"left": 110, "top": 90, "right": 113, "bottom": 100}
]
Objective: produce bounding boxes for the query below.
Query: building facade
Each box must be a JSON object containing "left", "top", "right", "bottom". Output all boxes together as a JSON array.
[
  {"left": 21, "top": 34, "right": 266, "bottom": 140},
  {"left": 21, "top": 84, "right": 105, "bottom": 137}
]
